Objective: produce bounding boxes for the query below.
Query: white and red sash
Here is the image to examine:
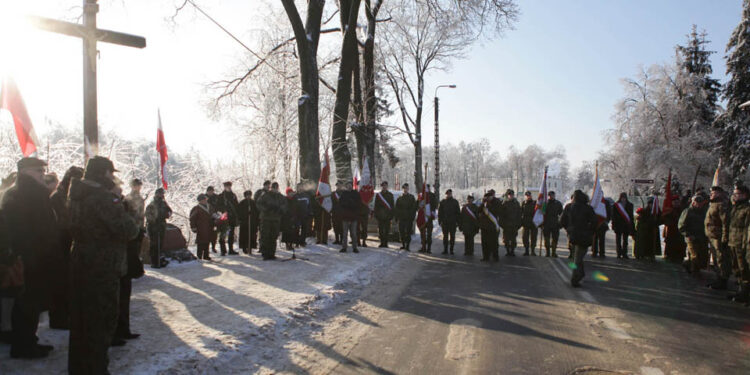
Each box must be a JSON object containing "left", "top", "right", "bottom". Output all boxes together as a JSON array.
[
  {"left": 376, "top": 192, "right": 392, "bottom": 210},
  {"left": 614, "top": 202, "right": 631, "bottom": 224},
  {"left": 483, "top": 204, "right": 500, "bottom": 231},
  {"left": 463, "top": 206, "right": 477, "bottom": 222}
]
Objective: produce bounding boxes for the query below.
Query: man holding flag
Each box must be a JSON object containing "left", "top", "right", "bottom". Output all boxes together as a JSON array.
[
  {"left": 612, "top": 192, "right": 635, "bottom": 259},
  {"left": 374, "top": 181, "right": 395, "bottom": 248},
  {"left": 590, "top": 162, "right": 611, "bottom": 257},
  {"left": 156, "top": 109, "right": 168, "bottom": 190}
]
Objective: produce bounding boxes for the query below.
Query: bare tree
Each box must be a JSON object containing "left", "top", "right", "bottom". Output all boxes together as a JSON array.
[{"left": 379, "top": 0, "right": 518, "bottom": 189}]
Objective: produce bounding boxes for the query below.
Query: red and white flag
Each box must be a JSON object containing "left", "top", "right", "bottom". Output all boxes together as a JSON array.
[
  {"left": 532, "top": 166, "right": 548, "bottom": 227},
  {"left": 316, "top": 151, "right": 333, "bottom": 213},
  {"left": 590, "top": 162, "right": 607, "bottom": 220},
  {"left": 0, "top": 77, "right": 40, "bottom": 157},
  {"left": 712, "top": 158, "right": 722, "bottom": 188},
  {"left": 358, "top": 156, "right": 374, "bottom": 204},
  {"left": 353, "top": 165, "right": 361, "bottom": 191},
  {"left": 157, "top": 109, "right": 169, "bottom": 190}
]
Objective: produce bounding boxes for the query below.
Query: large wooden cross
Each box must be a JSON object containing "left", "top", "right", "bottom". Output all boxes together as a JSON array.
[{"left": 27, "top": 0, "right": 146, "bottom": 159}]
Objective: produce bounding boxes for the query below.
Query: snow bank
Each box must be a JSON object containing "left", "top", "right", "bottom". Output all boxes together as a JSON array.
[{"left": 0, "top": 243, "right": 406, "bottom": 374}]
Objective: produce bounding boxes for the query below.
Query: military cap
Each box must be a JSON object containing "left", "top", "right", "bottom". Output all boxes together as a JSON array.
[
  {"left": 487, "top": 189, "right": 496, "bottom": 196},
  {"left": 243, "top": 190, "right": 252, "bottom": 198},
  {"left": 735, "top": 183, "right": 750, "bottom": 195},
  {"left": 548, "top": 191, "right": 556, "bottom": 196},
  {"left": 155, "top": 188, "right": 165, "bottom": 196},
  {"left": 223, "top": 181, "right": 232, "bottom": 187},
  {"left": 381, "top": 181, "right": 388, "bottom": 186},
  {"left": 130, "top": 178, "right": 143, "bottom": 186},
  {"left": 505, "top": 189, "right": 514, "bottom": 196},
  {"left": 16, "top": 157, "right": 47, "bottom": 170},
  {"left": 263, "top": 180, "right": 271, "bottom": 186},
  {"left": 402, "top": 183, "right": 409, "bottom": 188},
  {"left": 710, "top": 186, "right": 724, "bottom": 192},
  {"left": 84, "top": 156, "right": 117, "bottom": 176},
  {"left": 524, "top": 191, "right": 532, "bottom": 196},
  {"left": 197, "top": 193, "right": 207, "bottom": 201},
  {"left": 206, "top": 185, "right": 215, "bottom": 192},
  {"left": 467, "top": 194, "right": 474, "bottom": 200},
  {"left": 445, "top": 189, "right": 453, "bottom": 194}
]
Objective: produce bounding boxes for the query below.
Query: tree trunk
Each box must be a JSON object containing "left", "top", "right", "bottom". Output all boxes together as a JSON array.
[
  {"left": 281, "top": 0, "right": 324, "bottom": 183},
  {"left": 363, "top": 0, "right": 382, "bottom": 186},
  {"left": 414, "top": 76, "right": 425, "bottom": 190},
  {"left": 331, "top": 0, "right": 361, "bottom": 183}
]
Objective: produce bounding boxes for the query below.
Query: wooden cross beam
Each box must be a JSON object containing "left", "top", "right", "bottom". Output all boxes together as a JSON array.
[{"left": 27, "top": 0, "right": 146, "bottom": 160}]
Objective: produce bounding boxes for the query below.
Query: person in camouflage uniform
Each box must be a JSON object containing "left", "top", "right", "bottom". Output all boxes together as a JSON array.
[
  {"left": 542, "top": 191, "right": 564, "bottom": 257},
  {"left": 374, "top": 181, "right": 395, "bottom": 248},
  {"left": 145, "top": 188, "right": 172, "bottom": 267},
  {"left": 395, "top": 184, "right": 417, "bottom": 251},
  {"left": 679, "top": 192, "right": 709, "bottom": 275},
  {"left": 438, "top": 189, "right": 460, "bottom": 255},
  {"left": 501, "top": 189, "right": 522, "bottom": 256},
  {"left": 520, "top": 191, "right": 538, "bottom": 256},
  {"left": 68, "top": 156, "right": 139, "bottom": 374},
  {"left": 705, "top": 186, "right": 732, "bottom": 290},
  {"left": 728, "top": 183, "right": 750, "bottom": 304},
  {"left": 459, "top": 195, "right": 480, "bottom": 256},
  {"left": 257, "top": 182, "right": 288, "bottom": 260}
]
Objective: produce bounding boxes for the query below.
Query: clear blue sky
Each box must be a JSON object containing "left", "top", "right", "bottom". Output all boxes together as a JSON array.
[{"left": 425, "top": 0, "right": 742, "bottom": 167}]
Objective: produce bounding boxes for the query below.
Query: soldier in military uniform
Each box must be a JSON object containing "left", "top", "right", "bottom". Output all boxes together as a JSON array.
[
  {"left": 728, "top": 183, "right": 750, "bottom": 304},
  {"left": 520, "top": 191, "right": 538, "bottom": 256},
  {"left": 395, "top": 184, "right": 417, "bottom": 251},
  {"left": 459, "top": 195, "right": 479, "bottom": 256},
  {"left": 542, "top": 191, "right": 564, "bottom": 257},
  {"left": 115, "top": 178, "right": 146, "bottom": 345},
  {"left": 479, "top": 190, "right": 502, "bottom": 262},
  {"left": 257, "top": 182, "right": 288, "bottom": 260},
  {"left": 0, "top": 157, "right": 58, "bottom": 358},
  {"left": 679, "top": 192, "right": 709, "bottom": 275},
  {"left": 501, "top": 189, "right": 522, "bottom": 256},
  {"left": 374, "top": 181, "right": 395, "bottom": 248},
  {"left": 146, "top": 188, "right": 172, "bottom": 267},
  {"left": 218, "top": 181, "right": 240, "bottom": 255},
  {"left": 68, "top": 156, "right": 139, "bottom": 373},
  {"left": 438, "top": 189, "right": 460, "bottom": 255},
  {"left": 705, "top": 186, "right": 732, "bottom": 290}
]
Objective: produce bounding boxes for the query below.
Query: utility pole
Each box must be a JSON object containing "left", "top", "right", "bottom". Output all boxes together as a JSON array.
[{"left": 434, "top": 84, "right": 456, "bottom": 197}]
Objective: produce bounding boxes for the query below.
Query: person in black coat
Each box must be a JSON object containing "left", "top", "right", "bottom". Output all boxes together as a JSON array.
[
  {"left": 218, "top": 181, "right": 240, "bottom": 255},
  {"left": 0, "top": 157, "right": 58, "bottom": 358},
  {"left": 438, "top": 189, "right": 460, "bottom": 255},
  {"left": 560, "top": 190, "right": 598, "bottom": 287},
  {"left": 48, "top": 166, "right": 83, "bottom": 330},
  {"left": 611, "top": 192, "right": 635, "bottom": 259},
  {"left": 237, "top": 190, "right": 258, "bottom": 254},
  {"left": 592, "top": 198, "right": 612, "bottom": 257}
]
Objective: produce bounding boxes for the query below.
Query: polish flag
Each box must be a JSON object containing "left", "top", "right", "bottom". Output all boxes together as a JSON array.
[
  {"left": 316, "top": 151, "right": 333, "bottom": 213},
  {"left": 157, "top": 109, "right": 168, "bottom": 190},
  {"left": 590, "top": 162, "right": 607, "bottom": 220},
  {"left": 532, "top": 166, "right": 548, "bottom": 227},
  {"left": 712, "top": 159, "right": 722, "bottom": 188},
  {"left": 358, "top": 156, "right": 374, "bottom": 204},
  {"left": 0, "top": 77, "right": 40, "bottom": 156},
  {"left": 353, "top": 165, "right": 361, "bottom": 190}
]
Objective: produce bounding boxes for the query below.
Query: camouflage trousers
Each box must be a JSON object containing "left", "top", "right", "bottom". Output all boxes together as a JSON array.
[
  {"left": 69, "top": 272, "right": 119, "bottom": 375},
  {"left": 503, "top": 228, "right": 518, "bottom": 250},
  {"left": 686, "top": 238, "right": 709, "bottom": 273},
  {"left": 732, "top": 245, "right": 750, "bottom": 285},
  {"left": 522, "top": 225, "right": 538, "bottom": 251},
  {"left": 709, "top": 238, "right": 733, "bottom": 280}
]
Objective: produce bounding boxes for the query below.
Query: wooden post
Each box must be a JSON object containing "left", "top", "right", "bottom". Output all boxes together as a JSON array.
[{"left": 83, "top": 0, "right": 99, "bottom": 158}]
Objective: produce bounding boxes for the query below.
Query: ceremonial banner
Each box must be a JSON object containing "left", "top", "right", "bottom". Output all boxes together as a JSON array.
[{"left": 532, "top": 166, "right": 548, "bottom": 227}]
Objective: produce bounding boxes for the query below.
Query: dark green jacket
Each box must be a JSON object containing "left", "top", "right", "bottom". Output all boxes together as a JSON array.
[
  {"left": 679, "top": 204, "right": 708, "bottom": 242},
  {"left": 544, "top": 199, "right": 564, "bottom": 230},
  {"left": 395, "top": 193, "right": 417, "bottom": 222},
  {"left": 520, "top": 199, "right": 536, "bottom": 228},
  {"left": 459, "top": 203, "right": 480, "bottom": 235},
  {"left": 257, "top": 190, "right": 288, "bottom": 222},
  {"left": 501, "top": 198, "right": 522, "bottom": 231},
  {"left": 728, "top": 200, "right": 750, "bottom": 249}
]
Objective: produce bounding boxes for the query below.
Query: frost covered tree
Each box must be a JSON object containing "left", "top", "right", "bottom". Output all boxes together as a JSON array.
[
  {"left": 380, "top": 0, "right": 518, "bottom": 190},
  {"left": 716, "top": 0, "right": 750, "bottom": 178}
]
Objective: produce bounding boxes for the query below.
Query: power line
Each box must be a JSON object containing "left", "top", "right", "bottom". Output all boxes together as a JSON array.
[{"left": 185, "top": 0, "right": 263, "bottom": 61}]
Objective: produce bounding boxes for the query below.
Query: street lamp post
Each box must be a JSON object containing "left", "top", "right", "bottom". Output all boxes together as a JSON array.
[{"left": 434, "top": 84, "right": 456, "bottom": 197}]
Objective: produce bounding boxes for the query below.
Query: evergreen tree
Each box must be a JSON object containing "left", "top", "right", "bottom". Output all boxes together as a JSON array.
[
  {"left": 717, "top": 0, "right": 750, "bottom": 178},
  {"left": 675, "top": 25, "right": 721, "bottom": 131}
]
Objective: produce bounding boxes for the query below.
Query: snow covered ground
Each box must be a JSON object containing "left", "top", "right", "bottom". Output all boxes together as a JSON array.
[{"left": 0, "top": 241, "right": 412, "bottom": 374}]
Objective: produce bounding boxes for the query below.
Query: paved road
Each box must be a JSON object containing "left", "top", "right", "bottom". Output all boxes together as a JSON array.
[{"left": 319, "top": 231, "right": 750, "bottom": 375}]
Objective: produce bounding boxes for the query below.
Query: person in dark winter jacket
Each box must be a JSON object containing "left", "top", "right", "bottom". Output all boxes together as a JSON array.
[
  {"left": 257, "top": 182, "right": 288, "bottom": 260},
  {"left": 679, "top": 192, "right": 709, "bottom": 275},
  {"left": 238, "top": 190, "right": 259, "bottom": 254},
  {"left": 542, "top": 191, "right": 564, "bottom": 257},
  {"left": 205, "top": 186, "right": 219, "bottom": 253},
  {"left": 282, "top": 187, "right": 301, "bottom": 250},
  {"left": 217, "top": 181, "right": 240, "bottom": 255},
  {"left": 438, "top": 189, "right": 460, "bottom": 254},
  {"left": 395, "top": 184, "right": 417, "bottom": 251},
  {"left": 611, "top": 192, "right": 635, "bottom": 259},
  {"left": 339, "top": 182, "right": 362, "bottom": 253},
  {"left": 459, "top": 195, "right": 480, "bottom": 256},
  {"left": 479, "top": 190, "right": 502, "bottom": 262},
  {"left": 501, "top": 189, "right": 522, "bottom": 256},
  {"left": 591, "top": 198, "right": 612, "bottom": 257},
  {"left": 560, "top": 190, "right": 597, "bottom": 287},
  {"left": 374, "top": 181, "right": 395, "bottom": 248},
  {"left": 0, "top": 157, "right": 59, "bottom": 358},
  {"left": 48, "top": 166, "right": 83, "bottom": 330},
  {"left": 191, "top": 194, "right": 215, "bottom": 260}
]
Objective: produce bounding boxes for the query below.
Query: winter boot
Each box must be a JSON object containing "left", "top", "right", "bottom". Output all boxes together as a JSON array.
[
  {"left": 220, "top": 242, "right": 227, "bottom": 256},
  {"left": 427, "top": 242, "right": 432, "bottom": 253},
  {"left": 442, "top": 241, "right": 449, "bottom": 254},
  {"left": 450, "top": 244, "right": 454, "bottom": 255},
  {"left": 732, "top": 284, "right": 750, "bottom": 304},
  {"left": 523, "top": 249, "right": 529, "bottom": 256},
  {"left": 552, "top": 249, "right": 558, "bottom": 258}
]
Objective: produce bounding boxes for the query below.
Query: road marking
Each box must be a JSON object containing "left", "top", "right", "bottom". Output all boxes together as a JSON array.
[{"left": 445, "top": 318, "right": 481, "bottom": 374}]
